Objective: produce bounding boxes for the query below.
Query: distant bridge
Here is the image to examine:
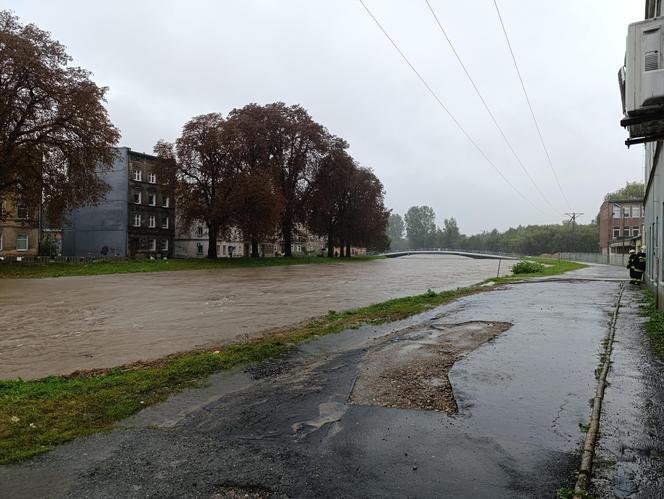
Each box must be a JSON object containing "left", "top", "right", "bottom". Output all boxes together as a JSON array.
[{"left": 381, "top": 250, "right": 519, "bottom": 261}]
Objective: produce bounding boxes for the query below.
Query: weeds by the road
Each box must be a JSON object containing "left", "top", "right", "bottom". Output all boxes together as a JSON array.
[
  {"left": 641, "top": 289, "right": 664, "bottom": 361},
  {"left": 491, "top": 257, "right": 586, "bottom": 285},
  {"left": 0, "top": 255, "right": 383, "bottom": 279},
  {"left": 0, "top": 256, "right": 585, "bottom": 465}
]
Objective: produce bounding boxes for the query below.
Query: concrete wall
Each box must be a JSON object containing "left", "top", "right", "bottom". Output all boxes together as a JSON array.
[{"left": 63, "top": 148, "right": 129, "bottom": 257}]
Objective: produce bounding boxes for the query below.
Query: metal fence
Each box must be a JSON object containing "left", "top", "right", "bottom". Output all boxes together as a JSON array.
[
  {"left": 0, "top": 255, "right": 128, "bottom": 265},
  {"left": 558, "top": 252, "right": 627, "bottom": 267}
]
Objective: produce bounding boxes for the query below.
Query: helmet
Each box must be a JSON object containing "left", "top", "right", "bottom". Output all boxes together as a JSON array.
[
  {"left": 641, "top": 246, "right": 647, "bottom": 251},
  {"left": 629, "top": 249, "right": 636, "bottom": 254}
]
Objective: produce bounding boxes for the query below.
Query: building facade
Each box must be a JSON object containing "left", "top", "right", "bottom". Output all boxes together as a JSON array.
[
  {"left": 598, "top": 199, "right": 644, "bottom": 255},
  {"left": 175, "top": 222, "right": 245, "bottom": 258},
  {"left": 625, "top": 1, "right": 664, "bottom": 306},
  {"left": 63, "top": 147, "right": 175, "bottom": 258},
  {"left": 0, "top": 197, "right": 38, "bottom": 257}
]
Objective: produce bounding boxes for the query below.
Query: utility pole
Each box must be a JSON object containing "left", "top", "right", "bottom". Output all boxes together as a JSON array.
[{"left": 565, "top": 212, "right": 583, "bottom": 254}]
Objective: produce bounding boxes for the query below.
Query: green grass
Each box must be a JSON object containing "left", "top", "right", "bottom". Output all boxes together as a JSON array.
[
  {"left": 0, "top": 256, "right": 584, "bottom": 465},
  {"left": 640, "top": 289, "right": 664, "bottom": 361},
  {"left": 491, "top": 257, "right": 587, "bottom": 285},
  {"left": 0, "top": 255, "right": 383, "bottom": 279}
]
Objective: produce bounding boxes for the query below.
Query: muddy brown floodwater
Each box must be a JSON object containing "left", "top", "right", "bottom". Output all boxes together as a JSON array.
[{"left": 0, "top": 255, "right": 511, "bottom": 379}]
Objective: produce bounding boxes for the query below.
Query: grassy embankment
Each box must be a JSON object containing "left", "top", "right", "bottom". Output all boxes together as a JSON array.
[
  {"left": 641, "top": 289, "right": 664, "bottom": 361},
  {"left": 0, "top": 256, "right": 585, "bottom": 465},
  {"left": 0, "top": 255, "right": 383, "bottom": 279}
]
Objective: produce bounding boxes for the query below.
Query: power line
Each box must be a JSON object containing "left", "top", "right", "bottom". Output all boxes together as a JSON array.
[
  {"left": 424, "top": 0, "right": 562, "bottom": 217},
  {"left": 492, "top": 0, "right": 572, "bottom": 212},
  {"left": 358, "top": 0, "right": 551, "bottom": 217}
]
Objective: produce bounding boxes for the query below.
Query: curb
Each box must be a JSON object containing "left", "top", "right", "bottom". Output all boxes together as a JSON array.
[{"left": 573, "top": 282, "right": 625, "bottom": 498}]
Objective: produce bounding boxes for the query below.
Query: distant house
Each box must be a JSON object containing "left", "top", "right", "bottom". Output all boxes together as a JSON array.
[
  {"left": 0, "top": 196, "right": 38, "bottom": 257},
  {"left": 175, "top": 221, "right": 245, "bottom": 258},
  {"left": 598, "top": 199, "right": 644, "bottom": 255},
  {"left": 63, "top": 147, "right": 175, "bottom": 258}
]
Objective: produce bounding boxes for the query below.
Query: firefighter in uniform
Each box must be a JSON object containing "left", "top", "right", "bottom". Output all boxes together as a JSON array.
[
  {"left": 633, "top": 246, "right": 647, "bottom": 284},
  {"left": 627, "top": 246, "right": 646, "bottom": 284},
  {"left": 627, "top": 249, "right": 638, "bottom": 283}
]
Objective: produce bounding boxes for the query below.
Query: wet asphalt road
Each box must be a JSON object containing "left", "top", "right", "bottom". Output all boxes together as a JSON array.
[{"left": 2, "top": 264, "right": 662, "bottom": 498}]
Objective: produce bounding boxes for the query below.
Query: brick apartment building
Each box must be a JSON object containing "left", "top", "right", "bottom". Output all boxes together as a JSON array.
[
  {"left": 0, "top": 196, "right": 38, "bottom": 257},
  {"left": 63, "top": 147, "right": 175, "bottom": 257},
  {"left": 598, "top": 199, "right": 644, "bottom": 255}
]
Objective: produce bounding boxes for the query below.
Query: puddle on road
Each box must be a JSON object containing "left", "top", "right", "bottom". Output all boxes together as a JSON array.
[{"left": 349, "top": 321, "right": 512, "bottom": 413}]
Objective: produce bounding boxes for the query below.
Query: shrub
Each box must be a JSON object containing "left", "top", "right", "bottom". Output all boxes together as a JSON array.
[{"left": 511, "top": 259, "right": 544, "bottom": 274}]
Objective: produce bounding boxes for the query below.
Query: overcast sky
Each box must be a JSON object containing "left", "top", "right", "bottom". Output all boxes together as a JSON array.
[{"left": 8, "top": 0, "right": 645, "bottom": 233}]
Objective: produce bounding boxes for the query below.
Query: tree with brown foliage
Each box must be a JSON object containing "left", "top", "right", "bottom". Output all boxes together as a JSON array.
[
  {"left": 307, "top": 137, "right": 389, "bottom": 257},
  {"left": 230, "top": 171, "right": 283, "bottom": 257},
  {"left": 0, "top": 11, "right": 119, "bottom": 221},
  {"left": 306, "top": 138, "right": 355, "bottom": 257},
  {"left": 256, "top": 102, "right": 329, "bottom": 257},
  {"left": 225, "top": 104, "right": 283, "bottom": 257},
  {"left": 155, "top": 113, "right": 234, "bottom": 259},
  {"left": 340, "top": 166, "right": 390, "bottom": 255}
]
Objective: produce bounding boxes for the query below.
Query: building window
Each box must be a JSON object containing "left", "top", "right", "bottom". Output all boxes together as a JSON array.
[
  {"left": 163, "top": 196, "right": 170, "bottom": 208},
  {"left": 162, "top": 217, "right": 169, "bottom": 229},
  {"left": 149, "top": 239, "right": 156, "bottom": 251},
  {"left": 148, "top": 215, "right": 156, "bottom": 228},
  {"left": 623, "top": 206, "right": 631, "bottom": 218},
  {"left": 633, "top": 206, "right": 641, "bottom": 218},
  {"left": 196, "top": 242, "right": 204, "bottom": 255},
  {"left": 223, "top": 245, "right": 227, "bottom": 255},
  {"left": 613, "top": 226, "right": 620, "bottom": 238},
  {"left": 612, "top": 205, "right": 621, "bottom": 218},
  {"left": 624, "top": 227, "right": 631, "bottom": 237},
  {"left": 133, "top": 191, "right": 142, "bottom": 204},
  {"left": 161, "top": 239, "right": 169, "bottom": 251},
  {"left": 633, "top": 227, "right": 640, "bottom": 237},
  {"left": 16, "top": 234, "right": 28, "bottom": 251},
  {"left": 16, "top": 202, "right": 28, "bottom": 219},
  {"left": 133, "top": 170, "right": 142, "bottom": 181},
  {"left": 148, "top": 173, "right": 156, "bottom": 184},
  {"left": 196, "top": 226, "right": 204, "bottom": 237},
  {"left": 133, "top": 214, "right": 141, "bottom": 227},
  {"left": 148, "top": 193, "right": 156, "bottom": 206}
]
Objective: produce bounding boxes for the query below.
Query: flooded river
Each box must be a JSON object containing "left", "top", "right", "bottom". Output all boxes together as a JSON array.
[{"left": 0, "top": 255, "right": 510, "bottom": 379}]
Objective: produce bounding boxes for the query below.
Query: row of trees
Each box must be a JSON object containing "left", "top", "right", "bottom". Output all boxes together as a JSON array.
[
  {"left": 388, "top": 205, "right": 599, "bottom": 254},
  {"left": 388, "top": 207, "right": 461, "bottom": 250},
  {"left": 0, "top": 11, "right": 389, "bottom": 258},
  {"left": 156, "top": 104, "right": 389, "bottom": 258}
]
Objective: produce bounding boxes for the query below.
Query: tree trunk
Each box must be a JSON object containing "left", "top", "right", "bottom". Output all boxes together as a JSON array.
[
  {"left": 207, "top": 224, "right": 218, "bottom": 259},
  {"left": 251, "top": 239, "right": 259, "bottom": 258},
  {"left": 327, "top": 233, "right": 334, "bottom": 258},
  {"left": 345, "top": 241, "right": 351, "bottom": 258},
  {"left": 282, "top": 217, "right": 293, "bottom": 257},
  {"left": 339, "top": 240, "right": 346, "bottom": 258}
]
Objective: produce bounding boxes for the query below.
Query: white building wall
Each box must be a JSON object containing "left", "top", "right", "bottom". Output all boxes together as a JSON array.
[
  {"left": 174, "top": 221, "right": 244, "bottom": 258},
  {"left": 644, "top": 142, "right": 664, "bottom": 303}
]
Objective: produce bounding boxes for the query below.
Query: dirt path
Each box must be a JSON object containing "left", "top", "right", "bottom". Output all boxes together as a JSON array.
[
  {"left": 0, "top": 255, "right": 509, "bottom": 379},
  {"left": 350, "top": 320, "right": 512, "bottom": 412}
]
